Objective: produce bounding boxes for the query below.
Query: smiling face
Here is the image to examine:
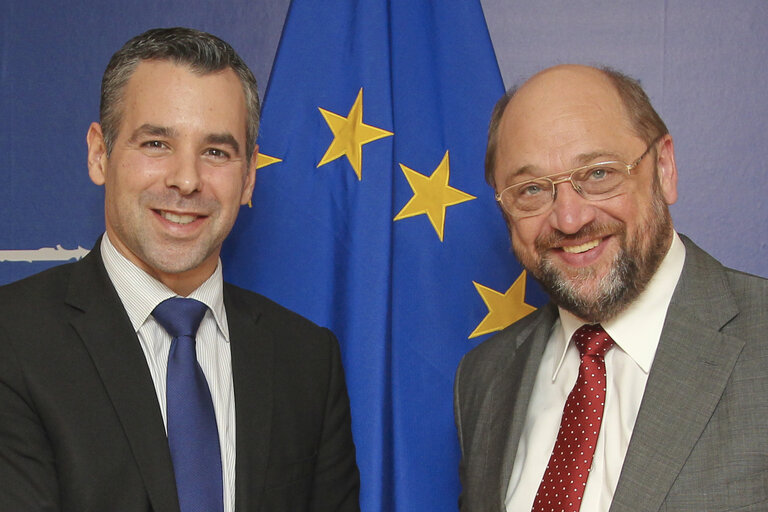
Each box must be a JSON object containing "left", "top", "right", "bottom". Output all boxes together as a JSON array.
[
  {"left": 87, "top": 60, "right": 257, "bottom": 295},
  {"left": 492, "top": 65, "right": 678, "bottom": 322}
]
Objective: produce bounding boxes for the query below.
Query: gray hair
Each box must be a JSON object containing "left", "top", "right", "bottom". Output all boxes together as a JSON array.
[{"left": 100, "top": 27, "right": 260, "bottom": 164}]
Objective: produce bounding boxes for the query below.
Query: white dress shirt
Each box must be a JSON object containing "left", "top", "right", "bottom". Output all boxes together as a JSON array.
[
  {"left": 101, "top": 234, "right": 236, "bottom": 512},
  {"left": 506, "top": 233, "right": 686, "bottom": 511}
]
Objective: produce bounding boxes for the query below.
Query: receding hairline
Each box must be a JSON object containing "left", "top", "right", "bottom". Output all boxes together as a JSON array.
[
  {"left": 507, "top": 65, "right": 630, "bottom": 119},
  {"left": 485, "top": 64, "right": 668, "bottom": 186}
]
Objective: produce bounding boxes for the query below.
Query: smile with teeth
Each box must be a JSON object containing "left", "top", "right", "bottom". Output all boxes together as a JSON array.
[
  {"left": 158, "top": 210, "right": 199, "bottom": 225},
  {"left": 562, "top": 238, "right": 601, "bottom": 254}
]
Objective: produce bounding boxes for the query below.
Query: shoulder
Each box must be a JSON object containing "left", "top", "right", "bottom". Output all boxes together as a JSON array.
[
  {"left": 681, "top": 235, "right": 768, "bottom": 304},
  {"left": 719, "top": 266, "right": 767, "bottom": 345},
  {"left": 458, "top": 303, "right": 556, "bottom": 381},
  {"left": 223, "top": 282, "right": 325, "bottom": 328},
  {"left": 680, "top": 235, "right": 766, "bottom": 289},
  {"left": 0, "top": 242, "right": 106, "bottom": 315},
  {"left": 223, "top": 282, "right": 338, "bottom": 350},
  {"left": 0, "top": 260, "right": 92, "bottom": 377},
  {"left": 722, "top": 266, "right": 767, "bottom": 303},
  {"left": 0, "top": 261, "right": 78, "bottom": 317},
  {"left": 678, "top": 235, "right": 767, "bottom": 325}
]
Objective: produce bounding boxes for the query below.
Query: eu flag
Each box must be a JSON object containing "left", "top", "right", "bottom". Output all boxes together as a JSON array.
[{"left": 222, "top": 1, "right": 544, "bottom": 509}]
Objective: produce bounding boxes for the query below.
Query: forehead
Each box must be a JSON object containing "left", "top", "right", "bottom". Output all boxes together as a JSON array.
[
  {"left": 496, "top": 66, "right": 640, "bottom": 172},
  {"left": 118, "top": 60, "right": 248, "bottom": 141}
]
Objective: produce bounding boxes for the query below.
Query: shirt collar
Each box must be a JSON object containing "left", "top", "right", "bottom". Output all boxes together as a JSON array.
[
  {"left": 100, "top": 233, "right": 230, "bottom": 341},
  {"left": 552, "top": 232, "right": 686, "bottom": 379}
]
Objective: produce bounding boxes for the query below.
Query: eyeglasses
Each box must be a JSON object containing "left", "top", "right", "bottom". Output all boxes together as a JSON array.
[{"left": 495, "top": 137, "right": 661, "bottom": 219}]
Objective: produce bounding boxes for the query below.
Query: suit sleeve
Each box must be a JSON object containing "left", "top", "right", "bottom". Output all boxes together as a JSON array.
[
  {"left": 308, "top": 329, "right": 360, "bottom": 512},
  {"left": 454, "top": 356, "right": 468, "bottom": 512},
  {"left": 0, "top": 332, "right": 60, "bottom": 511}
]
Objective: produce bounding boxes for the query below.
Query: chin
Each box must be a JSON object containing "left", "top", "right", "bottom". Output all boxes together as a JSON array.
[
  {"left": 533, "top": 249, "right": 641, "bottom": 323},
  {"left": 139, "top": 244, "right": 214, "bottom": 276}
]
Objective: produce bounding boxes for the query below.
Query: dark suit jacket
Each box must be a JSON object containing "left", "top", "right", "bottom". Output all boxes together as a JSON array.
[
  {"left": 0, "top": 244, "right": 360, "bottom": 511},
  {"left": 454, "top": 235, "right": 768, "bottom": 511}
]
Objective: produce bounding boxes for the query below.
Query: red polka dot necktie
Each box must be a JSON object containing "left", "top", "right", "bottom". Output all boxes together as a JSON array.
[{"left": 532, "top": 323, "right": 614, "bottom": 512}]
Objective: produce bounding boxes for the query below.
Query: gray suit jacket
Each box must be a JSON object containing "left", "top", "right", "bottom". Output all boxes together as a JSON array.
[{"left": 454, "top": 235, "right": 768, "bottom": 511}]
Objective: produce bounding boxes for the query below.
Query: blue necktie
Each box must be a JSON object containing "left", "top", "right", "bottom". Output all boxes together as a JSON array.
[{"left": 153, "top": 297, "right": 224, "bottom": 512}]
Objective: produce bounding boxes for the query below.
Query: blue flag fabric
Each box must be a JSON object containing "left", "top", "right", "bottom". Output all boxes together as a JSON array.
[{"left": 222, "top": 1, "right": 545, "bottom": 510}]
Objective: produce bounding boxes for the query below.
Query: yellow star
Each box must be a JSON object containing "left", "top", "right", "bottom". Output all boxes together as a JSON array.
[
  {"left": 247, "top": 152, "right": 283, "bottom": 207},
  {"left": 469, "top": 271, "right": 537, "bottom": 339},
  {"left": 256, "top": 152, "right": 282, "bottom": 169},
  {"left": 317, "top": 88, "right": 393, "bottom": 180},
  {"left": 393, "top": 151, "right": 475, "bottom": 241}
]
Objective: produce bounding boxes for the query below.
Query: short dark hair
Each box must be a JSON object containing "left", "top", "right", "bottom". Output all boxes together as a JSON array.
[
  {"left": 100, "top": 27, "right": 260, "bottom": 163},
  {"left": 484, "top": 66, "right": 668, "bottom": 187}
]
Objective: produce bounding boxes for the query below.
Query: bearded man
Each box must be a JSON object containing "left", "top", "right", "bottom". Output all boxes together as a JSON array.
[{"left": 454, "top": 64, "right": 768, "bottom": 512}]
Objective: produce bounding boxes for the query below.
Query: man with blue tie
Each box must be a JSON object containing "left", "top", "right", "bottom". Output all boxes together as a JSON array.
[
  {"left": 0, "top": 27, "right": 360, "bottom": 512},
  {"left": 454, "top": 64, "right": 768, "bottom": 511}
]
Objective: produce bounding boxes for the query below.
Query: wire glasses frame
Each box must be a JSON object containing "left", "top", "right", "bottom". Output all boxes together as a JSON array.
[{"left": 495, "top": 137, "right": 662, "bottom": 218}]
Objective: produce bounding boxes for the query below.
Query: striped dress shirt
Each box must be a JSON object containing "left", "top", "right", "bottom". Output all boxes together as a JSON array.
[{"left": 100, "top": 234, "right": 236, "bottom": 512}]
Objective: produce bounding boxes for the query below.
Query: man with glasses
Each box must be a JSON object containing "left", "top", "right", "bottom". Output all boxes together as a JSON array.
[{"left": 454, "top": 64, "right": 767, "bottom": 511}]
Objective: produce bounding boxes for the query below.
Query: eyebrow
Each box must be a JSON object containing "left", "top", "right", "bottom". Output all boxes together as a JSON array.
[
  {"left": 573, "top": 149, "right": 624, "bottom": 165},
  {"left": 506, "top": 149, "right": 626, "bottom": 183},
  {"left": 127, "top": 124, "right": 178, "bottom": 143},
  {"left": 126, "top": 124, "right": 241, "bottom": 156},
  {"left": 204, "top": 133, "right": 240, "bottom": 156}
]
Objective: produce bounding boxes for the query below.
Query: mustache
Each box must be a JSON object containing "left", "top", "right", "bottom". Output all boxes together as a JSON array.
[{"left": 534, "top": 221, "right": 624, "bottom": 251}]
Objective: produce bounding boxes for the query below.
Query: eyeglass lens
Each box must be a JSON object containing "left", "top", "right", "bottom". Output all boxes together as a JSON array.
[{"left": 502, "top": 162, "right": 629, "bottom": 216}]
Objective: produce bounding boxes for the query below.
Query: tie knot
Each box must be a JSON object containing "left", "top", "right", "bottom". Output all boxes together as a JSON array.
[
  {"left": 152, "top": 297, "right": 208, "bottom": 339},
  {"left": 573, "top": 323, "right": 614, "bottom": 358}
]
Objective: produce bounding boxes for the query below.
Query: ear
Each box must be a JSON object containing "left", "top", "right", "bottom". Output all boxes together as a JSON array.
[
  {"left": 87, "top": 123, "right": 108, "bottom": 186},
  {"left": 655, "top": 134, "right": 678, "bottom": 205},
  {"left": 240, "top": 144, "right": 259, "bottom": 206}
]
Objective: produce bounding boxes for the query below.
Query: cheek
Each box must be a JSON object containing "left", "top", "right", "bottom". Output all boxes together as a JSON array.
[
  {"left": 110, "top": 156, "right": 163, "bottom": 192},
  {"left": 205, "top": 173, "right": 248, "bottom": 209},
  {"left": 510, "top": 217, "right": 543, "bottom": 249},
  {"left": 603, "top": 194, "right": 645, "bottom": 233}
]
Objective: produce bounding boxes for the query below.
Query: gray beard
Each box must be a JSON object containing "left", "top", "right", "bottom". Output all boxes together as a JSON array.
[
  {"left": 525, "top": 193, "right": 673, "bottom": 323},
  {"left": 536, "top": 246, "right": 640, "bottom": 323}
]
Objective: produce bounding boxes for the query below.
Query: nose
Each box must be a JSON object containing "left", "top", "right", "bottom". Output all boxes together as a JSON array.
[
  {"left": 165, "top": 152, "right": 201, "bottom": 196},
  {"left": 547, "top": 181, "right": 597, "bottom": 234}
]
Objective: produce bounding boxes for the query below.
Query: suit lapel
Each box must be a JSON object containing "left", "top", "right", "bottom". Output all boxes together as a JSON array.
[
  {"left": 610, "top": 237, "right": 743, "bottom": 512},
  {"left": 225, "top": 286, "right": 274, "bottom": 512},
  {"left": 489, "top": 305, "right": 557, "bottom": 511},
  {"left": 65, "top": 248, "right": 180, "bottom": 512}
]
